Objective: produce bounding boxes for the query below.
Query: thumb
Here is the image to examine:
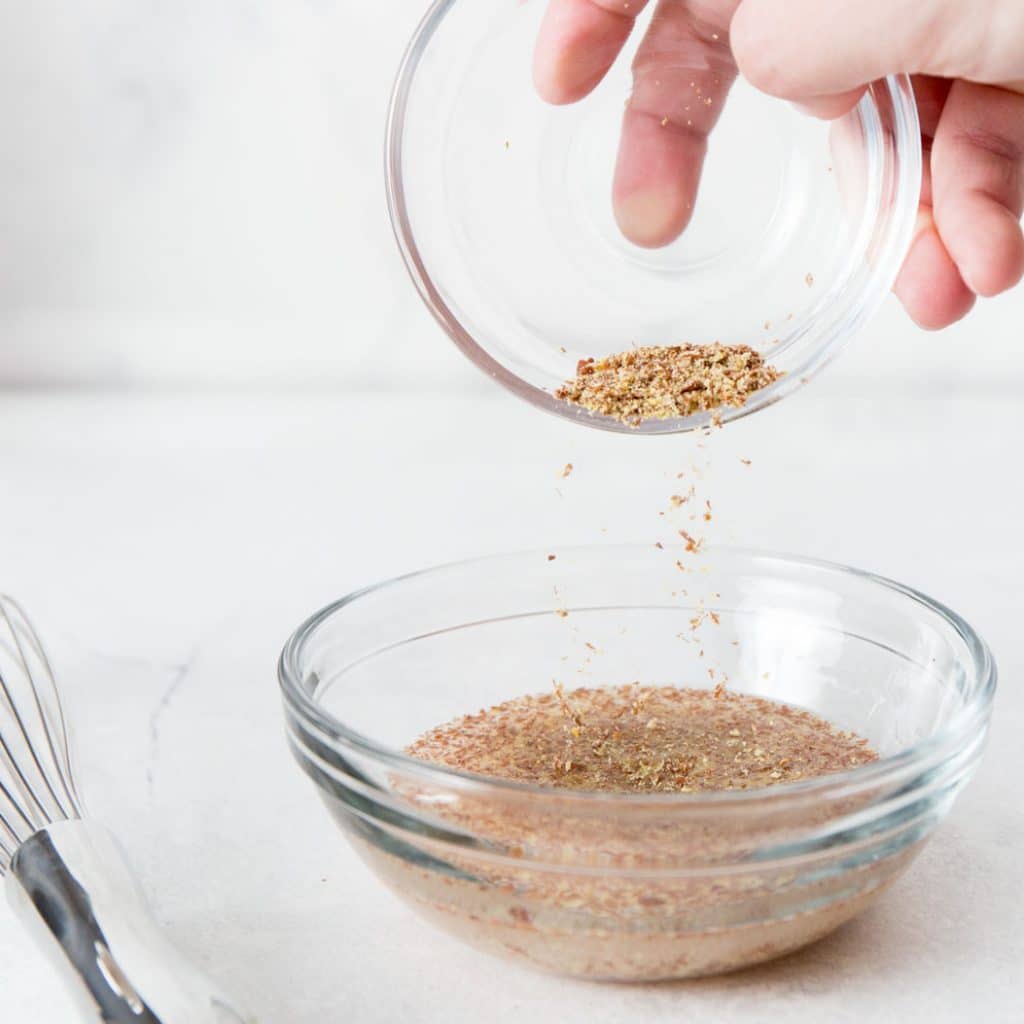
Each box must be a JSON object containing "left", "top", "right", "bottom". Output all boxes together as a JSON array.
[{"left": 731, "top": 0, "right": 1024, "bottom": 99}]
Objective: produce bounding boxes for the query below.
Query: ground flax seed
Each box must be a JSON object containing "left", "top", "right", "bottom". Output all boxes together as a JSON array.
[
  {"left": 379, "top": 687, "right": 895, "bottom": 980},
  {"left": 407, "top": 685, "right": 876, "bottom": 794},
  {"left": 554, "top": 343, "right": 781, "bottom": 425}
]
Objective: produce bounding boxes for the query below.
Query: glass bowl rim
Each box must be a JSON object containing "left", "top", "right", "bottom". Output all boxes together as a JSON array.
[
  {"left": 383, "top": 0, "right": 923, "bottom": 436},
  {"left": 278, "top": 544, "right": 996, "bottom": 809}
]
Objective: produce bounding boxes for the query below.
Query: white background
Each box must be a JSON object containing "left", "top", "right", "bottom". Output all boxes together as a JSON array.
[{"left": 1, "top": 3, "right": 1022, "bottom": 1023}]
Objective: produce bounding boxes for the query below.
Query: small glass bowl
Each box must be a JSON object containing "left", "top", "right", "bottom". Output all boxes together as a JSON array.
[
  {"left": 279, "top": 546, "right": 994, "bottom": 981},
  {"left": 387, "top": 2, "right": 922, "bottom": 434}
]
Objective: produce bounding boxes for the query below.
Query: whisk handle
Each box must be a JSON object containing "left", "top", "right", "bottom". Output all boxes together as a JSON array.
[{"left": 6, "top": 819, "right": 252, "bottom": 1024}]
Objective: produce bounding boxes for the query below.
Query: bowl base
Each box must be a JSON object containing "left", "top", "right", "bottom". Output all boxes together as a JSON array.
[{"left": 350, "top": 830, "right": 919, "bottom": 982}]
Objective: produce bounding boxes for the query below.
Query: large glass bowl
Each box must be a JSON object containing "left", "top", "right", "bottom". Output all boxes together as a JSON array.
[
  {"left": 279, "top": 546, "right": 994, "bottom": 981},
  {"left": 386, "top": 1, "right": 922, "bottom": 434}
]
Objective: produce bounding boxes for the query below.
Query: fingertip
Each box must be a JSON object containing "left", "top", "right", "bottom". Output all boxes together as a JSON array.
[
  {"left": 900, "top": 287, "right": 976, "bottom": 332},
  {"left": 948, "top": 202, "right": 1024, "bottom": 298},
  {"left": 532, "top": 49, "right": 605, "bottom": 106},
  {"left": 894, "top": 215, "right": 977, "bottom": 330},
  {"left": 614, "top": 186, "right": 694, "bottom": 248},
  {"left": 532, "top": 72, "right": 575, "bottom": 106},
  {"left": 612, "top": 110, "right": 706, "bottom": 248},
  {"left": 533, "top": 0, "right": 632, "bottom": 106}
]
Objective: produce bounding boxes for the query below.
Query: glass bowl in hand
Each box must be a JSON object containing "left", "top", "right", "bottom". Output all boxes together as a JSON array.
[{"left": 386, "top": 2, "right": 921, "bottom": 434}]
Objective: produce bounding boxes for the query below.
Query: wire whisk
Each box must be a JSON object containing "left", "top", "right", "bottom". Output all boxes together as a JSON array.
[
  {"left": 0, "top": 594, "right": 82, "bottom": 870},
  {"left": 0, "top": 592, "right": 251, "bottom": 1023}
]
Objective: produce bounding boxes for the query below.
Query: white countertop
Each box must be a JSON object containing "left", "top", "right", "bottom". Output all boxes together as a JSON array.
[{"left": 0, "top": 379, "right": 1021, "bottom": 1022}]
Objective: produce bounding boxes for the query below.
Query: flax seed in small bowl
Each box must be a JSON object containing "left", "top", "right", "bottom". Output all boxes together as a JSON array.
[
  {"left": 279, "top": 547, "right": 994, "bottom": 981},
  {"left": 386, "top": 2, "right": 921, "bottom": 434}
]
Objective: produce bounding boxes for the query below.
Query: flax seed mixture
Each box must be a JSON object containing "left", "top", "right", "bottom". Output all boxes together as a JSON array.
[
  {"left": 554, "top": 343, "right": 781, "bottom": 425},
  {"left": 357, "top": 684, "right": 902, "bottom": 981},
  {"left": 407, "top": 685, "right": 876, "bottom": 793}
]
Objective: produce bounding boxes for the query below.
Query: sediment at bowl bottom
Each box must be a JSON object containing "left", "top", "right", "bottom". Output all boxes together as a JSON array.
[{"left": 347, "top": 831, "right": 920, "bottom": 981}]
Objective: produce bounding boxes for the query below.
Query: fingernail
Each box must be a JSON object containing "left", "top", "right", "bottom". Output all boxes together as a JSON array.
[{"left": 615, "top": 187, "right": 687, "bottom": 249}]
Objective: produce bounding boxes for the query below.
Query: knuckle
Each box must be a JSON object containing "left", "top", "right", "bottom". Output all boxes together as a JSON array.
[{"left": 960, "top": 127, "right": 1023, "bottom": 170}]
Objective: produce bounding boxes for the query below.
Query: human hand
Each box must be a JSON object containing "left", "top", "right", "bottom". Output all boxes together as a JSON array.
[{"left": 533, "top": 0, "right": 1024, "bottom": 329}]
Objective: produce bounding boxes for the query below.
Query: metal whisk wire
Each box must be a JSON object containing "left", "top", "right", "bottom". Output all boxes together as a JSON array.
[
  {"left": 0, "top": 594, "right": 82, "bottom": 872},
  {"left": 0, "top": 594, "right": 252, "bottom": 1023}
]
